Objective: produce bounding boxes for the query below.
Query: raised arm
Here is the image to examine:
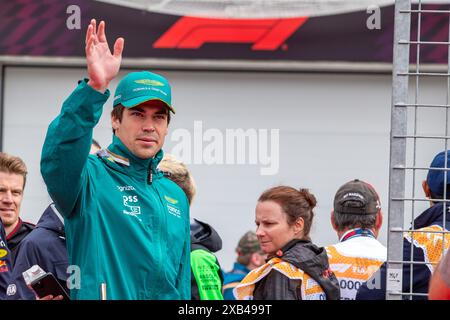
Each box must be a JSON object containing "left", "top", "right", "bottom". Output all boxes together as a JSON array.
[{"left": 40, "top": 20, "right": 124, "bottom": 217}]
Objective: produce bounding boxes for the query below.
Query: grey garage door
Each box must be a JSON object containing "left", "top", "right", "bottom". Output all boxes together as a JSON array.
[{"left": 3, "top": 66, "right": 442, "bottom": 269}]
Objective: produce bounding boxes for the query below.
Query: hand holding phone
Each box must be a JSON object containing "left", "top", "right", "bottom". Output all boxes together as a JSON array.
[{"left": 22, "top": 265, "right": 70, "bottom": 300}]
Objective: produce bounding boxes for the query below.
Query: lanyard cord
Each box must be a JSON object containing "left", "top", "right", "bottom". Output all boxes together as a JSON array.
[{"left": 340, "top": 228, "right": 375, "bottom": 242}]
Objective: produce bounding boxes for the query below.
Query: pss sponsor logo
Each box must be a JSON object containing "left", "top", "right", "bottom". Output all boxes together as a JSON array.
[{"left": 122, "top": 195, "right": 142, "bottom": 221}]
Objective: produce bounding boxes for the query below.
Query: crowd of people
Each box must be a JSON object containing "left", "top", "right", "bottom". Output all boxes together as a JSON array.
[{"left": 0, "top": 18, "right": 449, "bottom": 300}]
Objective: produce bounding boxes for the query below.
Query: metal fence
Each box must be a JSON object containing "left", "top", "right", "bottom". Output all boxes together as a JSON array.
[{"left": 388, "top": 0, "right": 450, "bottom": 300}]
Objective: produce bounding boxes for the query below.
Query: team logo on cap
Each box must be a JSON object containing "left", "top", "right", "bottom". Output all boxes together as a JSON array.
[
  {"left": 343, "top": 192, "right": 364, "bottom": 200},
  {"left": 134, "top": 79, "right": 164, "bottom": 86}
]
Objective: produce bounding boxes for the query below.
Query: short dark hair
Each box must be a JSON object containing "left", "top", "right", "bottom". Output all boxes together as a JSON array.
[
  {"left": 332, "top": 211, "right": 377, "bottom": 232},
  {"left": 430, "top": 190, "right": 450, "bottom": 204},
  {"left": 111, "top": 104, "right": 126, "bottom": 123},
  {"left": 111, "top": 104, "right": 171, "bottom": 134}
]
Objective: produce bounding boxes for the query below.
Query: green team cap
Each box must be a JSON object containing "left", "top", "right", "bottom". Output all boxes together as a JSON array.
[{"left": 113, "top": 71, "right": 175, "bottom": 113}]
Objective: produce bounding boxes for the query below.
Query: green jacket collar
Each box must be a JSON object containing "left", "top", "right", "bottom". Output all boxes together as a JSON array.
[{"left": 106, "top": 135, "right": 164, "bottom": 176}]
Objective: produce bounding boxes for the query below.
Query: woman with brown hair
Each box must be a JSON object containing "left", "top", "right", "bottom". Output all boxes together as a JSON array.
[{"left": 235, "top": 186, "right": 340, "bottom": 300}]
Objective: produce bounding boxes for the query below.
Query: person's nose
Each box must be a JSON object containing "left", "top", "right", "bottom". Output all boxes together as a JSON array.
[
  {"left": 256, "top": 225, "right": 265, "bottom": 238},
  {"left": 1, "top": 191, "right": 13, "bottom": 204},
  {"left": 142, "top": 123, "right": 155, "bottom": 132},
  {"left": 142, "top": 119, "right": 156, "bottom": 133}
]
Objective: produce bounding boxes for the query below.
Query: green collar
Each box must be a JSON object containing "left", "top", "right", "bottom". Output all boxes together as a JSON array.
[{"left": 106, "top": 135, "right": 164, "bottom": 176}]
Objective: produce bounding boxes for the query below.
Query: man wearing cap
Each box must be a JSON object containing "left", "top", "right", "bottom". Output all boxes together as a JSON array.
[
  {"left": 222, "top": 231, "right": 266, "bottom": 300},
  {"left": 325, "top": 179, "right": 386, "bottom": 300},
  {"left": 40, "top": 19, "right": 190, "bottom": 299},
  {"left": 357, "top": 150, "right": 450, "bottom": 299}
]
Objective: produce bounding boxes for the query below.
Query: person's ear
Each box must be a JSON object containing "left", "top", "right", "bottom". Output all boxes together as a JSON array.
[
  {"left": 330, "top": 211, "right": 338, "bottom": 232},
  {"left": 251, "top": 252, "right": 266, "bottom": 267},
  {"left": 250, "top": 253, "right": 259, "bottom": 266},
  {"left": 111, "top": 116, "right": 120, "bottom": 132},
  {"left": 375, "top": 211, "right": 383, "bottom": 231},
  {"left": 294, "top": 217, "right": 304, "bottom": 235},
  {"left": 423, "top": 181, "right": 432, "bottom": 198}
]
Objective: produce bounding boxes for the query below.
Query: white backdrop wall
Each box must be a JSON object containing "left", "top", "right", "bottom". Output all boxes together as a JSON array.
[{"left": 2, "top": 66, "right": 443, "bottom": 270}]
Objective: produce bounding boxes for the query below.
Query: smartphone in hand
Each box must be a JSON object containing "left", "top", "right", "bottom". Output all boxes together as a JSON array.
[{"left": 23, "top": 265, "right": 70, "bottom": 300}]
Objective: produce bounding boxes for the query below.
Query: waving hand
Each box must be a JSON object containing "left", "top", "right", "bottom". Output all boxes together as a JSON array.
[{"left": 85, "top": 19, "right": 124, "bottom": 92}]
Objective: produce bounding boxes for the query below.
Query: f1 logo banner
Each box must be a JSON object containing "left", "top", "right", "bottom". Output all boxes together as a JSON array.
[
  {"left": 0, "top": 0, "right": 410, "bottom": 64},
  {"left": 153, "top": 17, "right": 308, "bottom": 51}
]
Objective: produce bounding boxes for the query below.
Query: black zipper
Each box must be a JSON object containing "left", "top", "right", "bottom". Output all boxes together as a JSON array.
[{"left": 145, "top": 159, "right": 165, "bottom": 294}]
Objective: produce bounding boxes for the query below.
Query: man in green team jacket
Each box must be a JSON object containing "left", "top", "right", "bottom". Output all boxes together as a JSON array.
[{"left": 40, "top": 19, "right": 190, "bottom": 300}]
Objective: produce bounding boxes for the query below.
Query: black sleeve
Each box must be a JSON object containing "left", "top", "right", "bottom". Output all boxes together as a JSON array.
[{"left": 253, "top": 270, "right": 301, "bottom": 300}]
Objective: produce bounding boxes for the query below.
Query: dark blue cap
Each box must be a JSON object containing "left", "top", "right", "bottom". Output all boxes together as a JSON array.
[{"left": 427, "top": 151, "right": 450, "bottom": 197}]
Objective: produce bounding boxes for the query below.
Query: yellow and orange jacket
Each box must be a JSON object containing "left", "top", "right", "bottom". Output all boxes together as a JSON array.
[
  {"left": 357, "top": 203, "right": 450, "bottom": 299},
  {"left": 235, "top": 239, "right": 340, "bottom": 300},
  {"left": 326, "top": 229, "right": 386, "bottom": 300}
]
